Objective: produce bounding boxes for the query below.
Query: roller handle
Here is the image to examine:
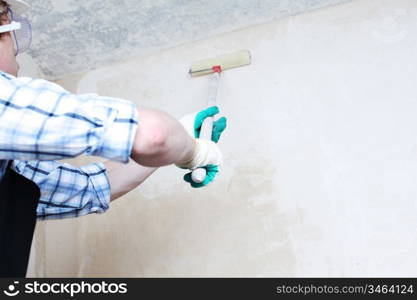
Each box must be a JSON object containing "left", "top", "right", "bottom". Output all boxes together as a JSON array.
[
  {"left": 190, "top": 117, "right": 214, "bottom": 183},
  {"left": 191, "top": 68, "right": 221, "bottom": 183}
]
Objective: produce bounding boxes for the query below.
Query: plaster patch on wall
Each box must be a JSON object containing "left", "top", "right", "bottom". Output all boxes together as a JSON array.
[{"left": 74, "top": 166, "right": 297, "bottom": 277}]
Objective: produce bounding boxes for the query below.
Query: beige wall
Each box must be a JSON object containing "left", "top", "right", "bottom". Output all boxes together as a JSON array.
[{"left": 28, "top": 0, "right": 417, "bottom": 277}]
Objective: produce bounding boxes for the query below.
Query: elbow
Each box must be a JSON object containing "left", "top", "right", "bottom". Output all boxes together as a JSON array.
[
  {"left": 131, "top": 108, "right": 171, "bottom": 166},
  {"left": 144, "top": 127, "right": 169, "bottom": 153}
]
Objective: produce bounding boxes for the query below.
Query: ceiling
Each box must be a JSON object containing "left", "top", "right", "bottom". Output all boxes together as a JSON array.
[{"left": 23, "top": 0, "right": 351, "bottom": 79}]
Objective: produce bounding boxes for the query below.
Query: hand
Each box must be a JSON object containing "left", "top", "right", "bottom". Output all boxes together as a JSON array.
[
  {"left": 177, "top": 106, "right": 227, "bottom": 188},
  {"left": 179, "top": 106, "right": 227, "bottom": 142}
]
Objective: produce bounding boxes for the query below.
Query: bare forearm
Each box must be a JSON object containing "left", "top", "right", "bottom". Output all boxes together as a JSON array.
[
  {"left": 130, "top": 107, "right": 195, "bottom": 167},
  {"left": 105, "top": 159, "right": 158, "bottom": 201},
  {"left": 105, "top": 107, "right": 196, "bottom": 200}
]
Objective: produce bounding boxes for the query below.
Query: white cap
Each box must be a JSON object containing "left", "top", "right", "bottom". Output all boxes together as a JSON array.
[{"left": 5, "top": 0, "right": 29, "bottom": 14}]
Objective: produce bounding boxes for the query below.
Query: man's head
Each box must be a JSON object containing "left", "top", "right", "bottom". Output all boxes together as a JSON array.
[{"left": 0, "top": 0, "right": 30, "bottom": 76}]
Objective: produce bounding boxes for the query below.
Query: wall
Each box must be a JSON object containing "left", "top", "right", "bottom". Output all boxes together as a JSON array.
[
  {"left": 27, "top": 0, "right": 351, "bottom": 78},
  {"left": 28, "top": 0, "right": 417, "bottom": 277}
]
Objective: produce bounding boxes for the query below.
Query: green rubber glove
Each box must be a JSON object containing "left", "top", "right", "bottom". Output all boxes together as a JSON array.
[
  {"left": 184, "top": 164, "right": 219, "bottom": 188},
  {"left": 193, "top": 106, "right": 227, "bottom": 142},
  {"left": 179, "top": 106, "right": 227, "bottom": 188}
]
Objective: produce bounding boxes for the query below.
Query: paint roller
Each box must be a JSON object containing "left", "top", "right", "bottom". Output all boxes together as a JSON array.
[{"left": 189, "top": 50, "right": 252, "bottom": 183}]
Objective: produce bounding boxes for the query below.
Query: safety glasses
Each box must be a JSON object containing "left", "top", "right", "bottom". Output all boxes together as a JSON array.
[{"left": 0, "top": 7, "right": 31, "bottom": 55}]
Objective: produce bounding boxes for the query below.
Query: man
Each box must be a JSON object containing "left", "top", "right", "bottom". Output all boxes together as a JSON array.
[{"left": 0, "top": 0, "right": 226, "bottom": 277}]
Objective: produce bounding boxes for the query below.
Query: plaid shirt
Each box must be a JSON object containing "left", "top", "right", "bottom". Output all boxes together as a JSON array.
[{"left": 0, "top": 71, "right": 138, "bottom": 220}]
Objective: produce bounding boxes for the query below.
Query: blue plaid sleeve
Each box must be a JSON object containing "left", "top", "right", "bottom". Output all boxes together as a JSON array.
[
  {"left": 0, "top": 71, "right": 138, "bottom": 163},
  {"left": 12, "top": 160, "right": 111, "bottom": 220}
]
